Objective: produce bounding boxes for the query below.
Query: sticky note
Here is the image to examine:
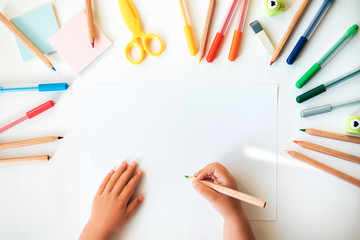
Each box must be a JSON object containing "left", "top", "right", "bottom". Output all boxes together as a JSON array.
[
  {"left": 10, "top": 4, "right": 59, "bottom": 62},
  {"left": 48, "top": 11, "right": 112, "bottom": 74}
]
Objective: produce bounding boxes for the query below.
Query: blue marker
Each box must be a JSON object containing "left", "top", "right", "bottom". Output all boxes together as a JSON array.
[
  {"left": 287, "top": 0, "right": 334, "bottom": 65},
  {"left": 0, "top": 83, "right": 69, "bottom": 93}
]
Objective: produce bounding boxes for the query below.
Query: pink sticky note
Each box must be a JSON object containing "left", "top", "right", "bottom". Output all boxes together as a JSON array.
[{"left": 49, "top": 11, "right": 112, "bottom": 74}]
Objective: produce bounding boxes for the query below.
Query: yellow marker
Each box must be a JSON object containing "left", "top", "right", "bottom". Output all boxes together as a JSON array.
[
  {"left": 179, "top": 0, "right": 197, "bottom": 56},
  {"left": 118, "top": 0, "right": 164, "bottom": 64}
]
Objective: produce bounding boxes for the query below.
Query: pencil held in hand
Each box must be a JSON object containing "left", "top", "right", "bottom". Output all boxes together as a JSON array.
[{"left": 185, "top": 175, "right": 266, "bottom": 208}]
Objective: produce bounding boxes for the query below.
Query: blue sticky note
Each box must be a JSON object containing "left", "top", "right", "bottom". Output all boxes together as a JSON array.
[{"left": 10, "top": 4, "right": 59, "bottom": 62}]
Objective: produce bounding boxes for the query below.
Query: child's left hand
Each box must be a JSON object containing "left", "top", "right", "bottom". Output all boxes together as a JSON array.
[{"left": 79, "top": 161, "right": 144, "bottom": 240}]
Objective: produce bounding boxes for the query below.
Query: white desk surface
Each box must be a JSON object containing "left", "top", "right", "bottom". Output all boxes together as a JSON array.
[{"left": 0, "top": 0, "right": 359, "bottom": 239}]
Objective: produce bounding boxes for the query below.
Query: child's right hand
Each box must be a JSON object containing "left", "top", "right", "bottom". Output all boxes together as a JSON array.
[{"left": 192, "top": 162, "right": 243, "bottom": 220}]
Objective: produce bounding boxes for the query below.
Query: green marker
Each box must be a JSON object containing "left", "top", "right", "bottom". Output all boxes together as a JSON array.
[
  {"left": 296, "top": 24, "right": 359, "bottom": 89},
  {"left": 296, "top": 66, "right": 360, "bottom": 103}
]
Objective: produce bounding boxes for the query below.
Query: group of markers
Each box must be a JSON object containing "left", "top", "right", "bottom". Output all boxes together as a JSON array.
[{"left": 0, "top": 0, "right": 99, "bottom": 164}]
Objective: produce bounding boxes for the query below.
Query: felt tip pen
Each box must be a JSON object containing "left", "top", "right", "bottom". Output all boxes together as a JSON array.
[
  {"left": 0, "top": 100, "right": 55, "bottom": 134},
  {"left": 0, "top": 83, "right": 69, "bottom": 93},
  {"left": 179, "top": 0, "right": 197, "bottom": 56},
  {"left": 206, "top": 0, "right": 240, "bottom": 63},
  {"left": 296, "top": 24, "right": 358, "bottom": 88},
  {"left": 301, "top": 97, "right": 360, "bottom": 118},
  {"left": 296, "top": 66, "right": 360, "bottom": 103},
  {"left": 228, "top": 0, "right": 250, "bottom": 61},
  {"left": 287, "top": 0, "right": 334, "bottom": 65}
]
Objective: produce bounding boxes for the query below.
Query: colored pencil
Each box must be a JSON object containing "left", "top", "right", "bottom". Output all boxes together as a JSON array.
[
  {"left": 294, "top": 141, "right": 360, "bottom": 165},
  {"left": 198, "top": 0, "right": 216, "bottom": 63},
  {"left": 85, "top": 0, "right": 95, "bottom": 48},
  {"left": 185, "top": 175, "right": 266, "bottom": 208},
  {"left": 0, "top": 155, "right": 50, "bottom": 165},
  {"left": 0, "top": 136, "right": 63, "bottom": 151},
  {"left": 285, "top": 150, "right": 360, "bottom": 188},
  {"left": 270, "top": 0, "right": 309, "bottom": 66},
  {"left": 300, "top": 129, "right": 360, "bottom": 144},
  {"left": 0, "top": 12, "right": 55, "bottom": 71}
]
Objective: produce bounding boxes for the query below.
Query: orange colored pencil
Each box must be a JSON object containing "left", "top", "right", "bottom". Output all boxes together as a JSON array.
[
  {"left": 300, "top": 129, "right": 360, "bottom": 144},
  {"left": 0, "top": 12, "right": 55, "bottom": 70},
  {"left": 0, "top": 136, "right": 63, "bottom": 151},
  {"left": 285, "top": 150, "right": 360, "bottom": 188},
  {"left": 294, "top": 140, "right": 360, "bottom": 165},
  {"left": 185, "top": 175, "right": 266, "bottom": 208},
  {"left": 270, "top": 0, "right": 309, "bottom": 66},
  {"left": 0, "top": 155, "right": 50, "bottom": 165},
  {"left": 85, "top": 0, "right": 95, "bottom": 48}
]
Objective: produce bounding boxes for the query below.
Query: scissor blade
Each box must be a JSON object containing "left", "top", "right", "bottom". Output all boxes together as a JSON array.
[{"left": 118, "top": 0, "right": 142, "bottom": 36}]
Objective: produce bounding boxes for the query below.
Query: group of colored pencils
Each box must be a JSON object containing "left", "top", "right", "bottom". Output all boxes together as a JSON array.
[
  {"left": 0, "top": 0, "right": 96, "bottom": 70},
  {"left": 286, "top": 129, "right": 360, "bottom": 188},
  {"left": 179, "top": 0, "right": 251, "bottom": 63}
]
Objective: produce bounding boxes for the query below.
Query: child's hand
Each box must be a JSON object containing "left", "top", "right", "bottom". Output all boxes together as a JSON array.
[
  {"left": 192, "top": 162, "right": 243, "bottom": 220},
  {"left": 79, "top": 161, "right": 143, "bottom": 240}
]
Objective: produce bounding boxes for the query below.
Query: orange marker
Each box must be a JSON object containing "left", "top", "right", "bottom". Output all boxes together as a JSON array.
[{"left": 229, "top": 0, "right": 250, "bottom": 61}]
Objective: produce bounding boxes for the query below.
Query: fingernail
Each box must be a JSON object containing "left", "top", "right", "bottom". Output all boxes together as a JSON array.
[
  {"left": 120, "top": 162, "right": 126, "bottom": 168},
  {"left": 109, "top": 169, "right": 115, "bottom": 174},
  {"left": 131, "top": 161, "right": 136, "bottom": 167},
  {"left": 139, "top": 196, "right": 144, "bottom": 203},
  {"left": 137, "top": 170, "right": 143, "bottom": 175}
]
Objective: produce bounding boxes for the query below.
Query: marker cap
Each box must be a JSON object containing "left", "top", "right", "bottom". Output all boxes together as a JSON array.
[
  {"left": 183, "top": 25, "right": 197, "bottom": 56},
  {"left": 296, "top": 84, "right": 327, "bottom": 103},
  {"left": 296, "top": 63, "right": 321, "bottom": 88},
  {"left": 228, "top": 30, "right": 242, "bottom": 61},
  {"left": 26, "top": 100, "right": 55, "bottom": 119},
  {"left": 345, "top": 24, "right": 359, "bottom": 37},
  {"left": 0, "top": 87, "right": 3, "bottom": 93},
  {"left": 206, "top": 33, "right": 224, "bottom": 63},
  {"left": 38, "top": 83, "right": 69, "bottom": 92},
  {"left": 301, "top": 104, "right": 332, "bottom": 118}
]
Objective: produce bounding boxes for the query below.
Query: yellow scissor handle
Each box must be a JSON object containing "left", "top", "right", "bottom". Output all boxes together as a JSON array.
[
  {"left": 125, "top": 37, "right": 146, "bottom": 65},
  {"left": 142, "top": 33, "right": 164, "bottom": 56}
]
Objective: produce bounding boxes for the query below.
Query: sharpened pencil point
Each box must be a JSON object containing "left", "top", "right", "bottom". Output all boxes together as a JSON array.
[
  {"left": 184, "top": 175, "right": 189, "bottom": 179},
  {"left": 199, "top": 58, "right": 202, "bottom": 63},
  {"left": 91, "top": 42, "right": 94, "bottom": 48},
  {"left": 47, "top": 155, "right": 50, "bottom": 161},
  {"left": 300, "top": 129, "right": 306, "bottom": 132},
  {"left": 293, "top": 140, "right": 298, "bottom": 144},
  {"left": 270, "top": 61, "right": 274, "bottom": 66},
  {"left": 58, "top": 136, "right": 64, "bottom": 140},
  {"left": 52, "top": 67, "right": 56, "bottom": 71}
]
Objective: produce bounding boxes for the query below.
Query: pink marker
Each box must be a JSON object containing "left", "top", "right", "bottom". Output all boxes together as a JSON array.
[
  {"left": 206, "top": 0, "right": 240, "bottom": 63},
  {"left": 0, "top": 100, "right": 55, "bottom": 134}
]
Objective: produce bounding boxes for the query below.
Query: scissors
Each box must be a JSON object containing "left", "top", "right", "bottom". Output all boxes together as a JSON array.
[{"left": 118, "top": 0, "right": 164, "bottom": 64}]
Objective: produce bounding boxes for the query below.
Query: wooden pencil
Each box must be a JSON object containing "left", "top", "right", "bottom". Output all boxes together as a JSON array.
[
  {"left": 270, "top": 0, "right": 309, "bottom": 66},
  {"left": 0, "top": 155, "right": 50, "bottom": 165},
  {"left": 0, "top": 12, "right": 55, "bottom": 70},
  {"left": 300, "top": 129, "right": 360, "bottom": 144},
  {"left": 294, "top": 141, "right": 360, "bottom": 165},
  {"left": 185, "top": 176, "right": 266, "bottom": 208},
  {"left": 198, "top": 0, "right": 216, "bottom": 63},
  {"left": 285, "top": 150, "right": 360, "bottom": 188},
  {"left": 85, "top": 0, "right": 95, "bottom": 48},
  {"left": 0, "top": 136, "right": 63, "bottom": 151}
]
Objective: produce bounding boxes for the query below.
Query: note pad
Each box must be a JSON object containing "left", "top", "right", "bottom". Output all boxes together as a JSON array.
[
  {"left": 48, "top": 11, "right": 112, "bottom": 74},
  {"left": 90, "top": 85, "right": 278, "bottom": 239},
  {"left": 10, "top": 4, "right": 59, "bottom": 61}
]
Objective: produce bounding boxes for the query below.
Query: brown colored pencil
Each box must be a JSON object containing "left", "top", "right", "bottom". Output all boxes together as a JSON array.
[
  {"left": 185, "top": 176, "right": 266, "bottom": 208},
  {"left": 270, "top": 0, "right": 309, "bottom": 66},
  {"left": 198, "top": 0, "right": 216, "bottom": 63},
  {"left": 294, "top": 141, "right": 360, "bottom": 165},
  {"left": 85, "top": 0, "right": 95, "bottom": 48},
  {"left": 0, "top": 155, "right": 50, "bottom": 165},
  {"left": 0, "top": 136, "right": 63, "bottom": 151},
  {"left": 285, "top": 150, "right": 360, "bottom": 188},
  {"left": 300, "top": 129, "right": 360, "bottom": 144},
  {"left": 0, "top": 12, "right": 55, "bottom": 70}
]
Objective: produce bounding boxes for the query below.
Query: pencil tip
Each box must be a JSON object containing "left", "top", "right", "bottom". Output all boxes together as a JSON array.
[
  {"left": 58, "top": 136, "right": 63, "bottom": 140},
  {"left": 270, "top": 61, "right": 274, "bottom": 66},
  {"left": 52, "top": 67, "right": 56, "bottom": 71},
  {"left": 47, "top": 155, "right": 50, "bottom": 161},
  {"left": 300, "top": 129, "right": 305, "bottom": 132},
  {"left": 293, "top": 140, "right": 298, "bottom": 144},
  {"left": 199, "top": 58, "right": 202, "bottom": 63},
  {"left": 184, "top": 175, "right": 189, "bottom": 179},
  {"left": 91, "top": 42, "right": 94, "bottom": 48}
]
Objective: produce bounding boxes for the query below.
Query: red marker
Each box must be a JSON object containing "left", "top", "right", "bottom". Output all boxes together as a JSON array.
[
  {"left": 206, "top": 0, "right": 239, "bottom": 63},
  {"left": 0, "top": 100, "right": 55, "bottom": 134}
]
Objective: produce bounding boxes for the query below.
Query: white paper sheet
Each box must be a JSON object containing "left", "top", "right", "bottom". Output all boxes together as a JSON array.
[{"left": 89, "top": 85, "right": 278, "bottom": 239}]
